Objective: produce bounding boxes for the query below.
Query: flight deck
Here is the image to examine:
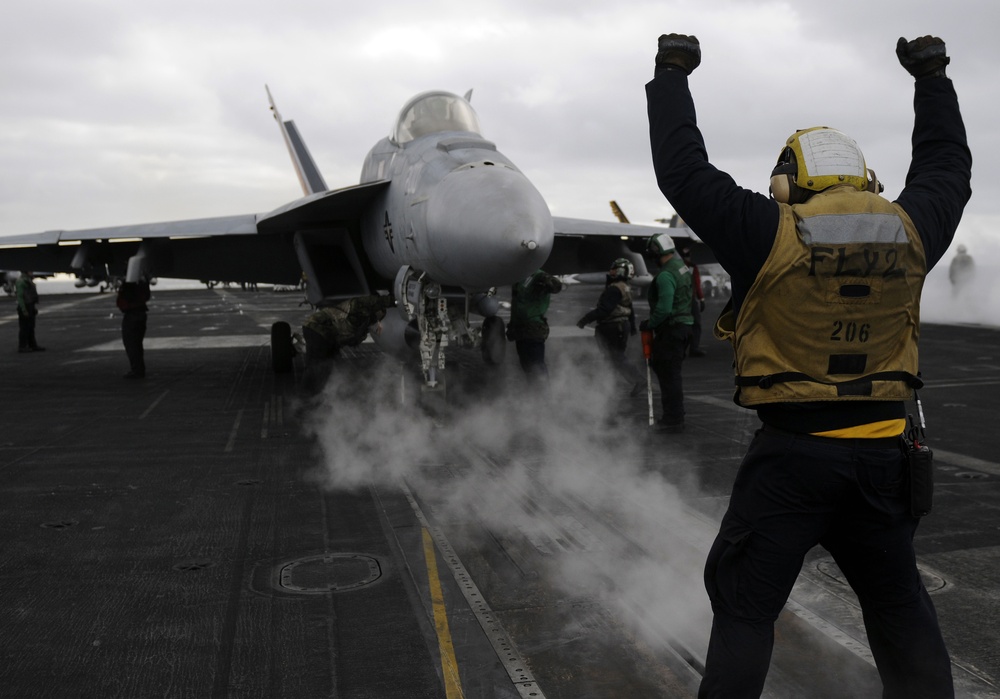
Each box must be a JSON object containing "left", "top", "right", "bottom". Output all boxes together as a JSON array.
[{"left": 1, "top": 284, "right": 998, "bottom": 698}]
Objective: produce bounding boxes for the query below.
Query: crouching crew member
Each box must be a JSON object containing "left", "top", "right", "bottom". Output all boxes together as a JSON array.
[{"left": 302, "top": 294, "right": 395, "bottom": 389}]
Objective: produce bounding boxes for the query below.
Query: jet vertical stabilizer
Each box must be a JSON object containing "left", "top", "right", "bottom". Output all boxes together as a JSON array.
[
  {"left": 610, "top": 200, "right": 630, "bottom": 224},
  {"left": 266, "top": 86, "right": 328, "bottom": 196}
]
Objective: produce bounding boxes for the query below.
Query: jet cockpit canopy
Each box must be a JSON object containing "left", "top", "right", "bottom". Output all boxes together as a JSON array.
[{"left": 391, "top": 91, "right": 481, "bottom": 145}]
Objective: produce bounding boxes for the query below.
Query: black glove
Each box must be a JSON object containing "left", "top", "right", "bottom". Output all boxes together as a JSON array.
[
  {"left": 639, "top": 319, "right": 650, "bottom": 332},
  {"left": 655, "top": 34, "right": 701, "bottom": 77},
  {"left": 576, "top": 318, "right": 587, "bottom": 329},
  {"left": 896, "top": 36, "right": 949, "bottom": 79}
]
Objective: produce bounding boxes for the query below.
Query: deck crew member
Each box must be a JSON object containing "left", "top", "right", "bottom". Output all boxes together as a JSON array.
[
  {"left": 577, "top": 258, "right": 643, "bottom": 396},
  {"left": 646, "top": 33, "right": 971, "bottom": 698},
  {"left": 640, "top": 234, "right": 693, "bottom": 431}
]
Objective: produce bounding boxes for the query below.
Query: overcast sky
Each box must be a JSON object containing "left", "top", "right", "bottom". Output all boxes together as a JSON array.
[{"left": 2, "top": 0, "right": 996, "bottom": 258}]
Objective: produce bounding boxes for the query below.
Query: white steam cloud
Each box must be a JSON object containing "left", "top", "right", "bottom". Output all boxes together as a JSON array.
[
  {"left": 922, "top": 215, "right": 1000, "bottom": 327},
  {"left": 301, "top": 340, "right": 713, "bottom": 658}
]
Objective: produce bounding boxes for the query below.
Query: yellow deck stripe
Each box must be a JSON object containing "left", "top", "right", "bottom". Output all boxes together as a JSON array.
[{"left": 422, "top": 527, "right": 465, "bottom": 699}]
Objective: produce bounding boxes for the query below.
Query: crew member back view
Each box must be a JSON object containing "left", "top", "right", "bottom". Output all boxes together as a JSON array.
[{"left": 646, "top": 33, "right": 971, "bottom": 698}]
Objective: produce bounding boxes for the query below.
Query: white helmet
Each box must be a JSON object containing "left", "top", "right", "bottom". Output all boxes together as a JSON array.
[
  {"left": 647, "top": 233, "right": 676, "bottom": 256},
  {"left": 770, "top": 127, "right": 880, "bottom": 204}
]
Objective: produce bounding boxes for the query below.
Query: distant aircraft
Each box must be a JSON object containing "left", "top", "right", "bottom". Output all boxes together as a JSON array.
[
  {"left": 575, "top": 200, "right": 706, "bottom": 287},
  {"left": 609, "top": 200, "right": 702, "bottom": 256},
  {"left": 610, "top": 200, "right": 631, "bottom": 225},
  {"left": 0, "top": 88, "right": 700, "bottom": 387}
]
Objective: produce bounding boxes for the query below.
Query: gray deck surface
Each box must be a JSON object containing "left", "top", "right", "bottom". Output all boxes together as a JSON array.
[{"left": 1, "top": 284, "right": 998, "bottom": 698}]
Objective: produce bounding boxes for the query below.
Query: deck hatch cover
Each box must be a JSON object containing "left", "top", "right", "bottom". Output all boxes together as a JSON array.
[{"left": 279, "top": 553, "right": 382, "bottom": 593}]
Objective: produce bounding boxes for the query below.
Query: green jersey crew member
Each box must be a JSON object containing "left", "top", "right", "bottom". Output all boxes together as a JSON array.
[
  {"left": 507, "top": 269, "right": 563, "bottom": 382},
  {"left": 647, "top": 33, "right": 970, "bottom": 698},
  {"left": 640, "top": 234, "right": 693, "bottom": 431}
]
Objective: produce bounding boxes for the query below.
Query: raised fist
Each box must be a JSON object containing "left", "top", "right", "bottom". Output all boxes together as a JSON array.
[
  {"left": 896, "top": 36, "right": 949, "bottom": 79},
  {"left": 655, "top": 34, "right": 701, "bottom": 77}
]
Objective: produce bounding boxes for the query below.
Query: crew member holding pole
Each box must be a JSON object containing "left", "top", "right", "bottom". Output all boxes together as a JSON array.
[{"left": 639, "top": 233, "right": 693, "bottom": 432}]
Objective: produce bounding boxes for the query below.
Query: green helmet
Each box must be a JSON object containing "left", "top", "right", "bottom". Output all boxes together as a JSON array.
[
  {"left": 647, "top": 233, "right": 676, "bottom": 256},
  {"left": 609, "top": 258, "right": 635, "bottom": 280}
]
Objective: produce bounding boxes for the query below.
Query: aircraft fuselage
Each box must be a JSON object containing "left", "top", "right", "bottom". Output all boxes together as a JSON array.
[{"left": 357, "top": 97, "right": 553, "bottom": 292}]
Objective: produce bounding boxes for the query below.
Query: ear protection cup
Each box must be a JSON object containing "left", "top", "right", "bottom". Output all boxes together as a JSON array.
[
  {"left": 770, "top": 171, "right": 792, "bottom": 203},
  {"left": 769, "top": 162, "right": 809, "bottom": 204},
  {"left": 769, "top": 153, "right": 800, "bottom": 204}
]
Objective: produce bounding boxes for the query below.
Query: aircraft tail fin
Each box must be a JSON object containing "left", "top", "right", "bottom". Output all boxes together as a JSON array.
[{"left": 266, "top": 85, "right": 329, "bottom": 196}]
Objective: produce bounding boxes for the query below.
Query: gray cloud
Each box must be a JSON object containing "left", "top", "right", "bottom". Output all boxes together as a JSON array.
[{"left": 2, "top": 0, "right": 994, "bottom": 237}]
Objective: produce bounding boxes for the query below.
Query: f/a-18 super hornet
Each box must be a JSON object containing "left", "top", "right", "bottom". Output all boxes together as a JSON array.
[{"left": 0, "top": 88, "right": 700, "bottom": 387}]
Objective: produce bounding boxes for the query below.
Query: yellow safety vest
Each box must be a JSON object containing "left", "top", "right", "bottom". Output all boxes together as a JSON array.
[{"left": 715, "top": 187, "right": 926, "bottom": 406}]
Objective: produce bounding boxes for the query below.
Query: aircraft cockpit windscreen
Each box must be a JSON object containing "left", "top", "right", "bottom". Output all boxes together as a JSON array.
[{"left": 391, "top": 91, "right": 482, "bottom": 144}]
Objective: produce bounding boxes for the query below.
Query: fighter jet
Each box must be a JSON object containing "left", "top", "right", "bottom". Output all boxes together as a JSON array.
[{"left": 0, "top": 88, "right": 698, "bottom": 387}]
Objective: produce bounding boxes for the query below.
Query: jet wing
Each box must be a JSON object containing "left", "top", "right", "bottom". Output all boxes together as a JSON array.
[
  {"left": 257, "top": 180, "right": 388, "bottom": 231},
  {"left": 553, "top": 215, "right": 700, "bottom": 241},
  {"left": 0, "top": 180, "right": 390, "bottom": 287},
  {"left": 0, "top": 214, "right": 260, "bottom": 245},
  {"left": 546, "top": 216, "right": 712, "bottom": 277}
]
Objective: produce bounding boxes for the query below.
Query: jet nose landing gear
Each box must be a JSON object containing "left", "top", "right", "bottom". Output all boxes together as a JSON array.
[
  {"left": 393, "top": 266, "right": 507, "bottom": 393},
  {"left": 395, "top": 266, "right": 449, "bottom": 391}
]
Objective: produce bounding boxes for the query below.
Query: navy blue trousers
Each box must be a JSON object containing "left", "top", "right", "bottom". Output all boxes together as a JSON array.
[
  {"left": 595, "top": 321, "right": 642, "bottom": 387},
  {"left": 17, "top": 308, "right": 38, "bottom": 349},
  {"left": 121, "top": 310, "right": 147, "bottom": 375},
  {"left": 649, "top": 324, "right": 691, "bottom": 424},
  {"left": 515, "top": 339, "right": 548, "bottom": 382},
  {"left": 699, "top": 428, "right": 953, "bottom": 698}
]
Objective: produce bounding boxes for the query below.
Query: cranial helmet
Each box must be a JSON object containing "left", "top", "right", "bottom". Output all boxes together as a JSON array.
[
  {"left": 770, "top": 127, "right": 881, "bottom": 204},
  {"left": 610, "top": 257, "right": 635, "bottom": 280},
  {"left": 647, "top": 233, "right": 676, "bottom": 256}
]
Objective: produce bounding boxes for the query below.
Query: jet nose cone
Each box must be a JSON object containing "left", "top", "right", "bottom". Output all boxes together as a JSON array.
[{"left": 426, "top": 165, "right": 553, "bottom": 289}]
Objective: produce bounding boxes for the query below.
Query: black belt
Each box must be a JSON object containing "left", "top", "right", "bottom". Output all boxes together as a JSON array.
[{"left": 761, "top": 423, "right": 903, "bottom": 450}]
